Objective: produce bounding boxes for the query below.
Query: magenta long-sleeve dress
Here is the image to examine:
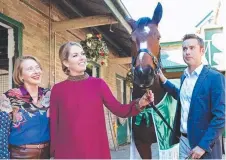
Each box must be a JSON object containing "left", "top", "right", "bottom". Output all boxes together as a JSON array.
[{"left": 50, "top": 75, "right": 140, "bottom": 159}]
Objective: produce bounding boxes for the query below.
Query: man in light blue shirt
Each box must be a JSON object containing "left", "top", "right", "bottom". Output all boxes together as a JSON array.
[{"left": 159, "top": 34, "right": 225, "bottom": 159}]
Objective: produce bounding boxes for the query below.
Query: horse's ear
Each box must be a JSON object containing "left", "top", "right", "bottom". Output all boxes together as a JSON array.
[
  {"left": 126, "top": 18, "right": 136, "bottom": 31},
  {"left": 151, "top": 2, "right": 163, "bottom": 25}
]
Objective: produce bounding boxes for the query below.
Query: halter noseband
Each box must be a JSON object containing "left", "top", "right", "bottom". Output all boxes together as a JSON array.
[
  {"left": 132, "top": 48, "right": 162, "bottom": 75},
  {"left": 125, "top": 48, "right": 162, "bottom": 89}
]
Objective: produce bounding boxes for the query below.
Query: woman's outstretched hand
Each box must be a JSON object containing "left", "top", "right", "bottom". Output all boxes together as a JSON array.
[{"left": 139, "top": 90, "right": 154, "bottom": 108}]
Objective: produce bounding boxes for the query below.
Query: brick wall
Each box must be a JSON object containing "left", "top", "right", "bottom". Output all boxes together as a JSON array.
[
  {"left": 100, "top": 54, "right": 131, "bottom": 149},
  {"left": 0, "top": 0, "right": 131, "bottom": 149}
]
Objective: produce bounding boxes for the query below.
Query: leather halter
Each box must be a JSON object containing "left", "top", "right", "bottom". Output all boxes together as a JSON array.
[{"left": 132, "top": 48, "right": 162, "bottom": 75}]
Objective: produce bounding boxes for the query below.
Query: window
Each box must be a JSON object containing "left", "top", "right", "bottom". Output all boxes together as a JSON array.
[
  {"left": 116, "top": 75, "right": 126, "bottom": 104},
  {"left": 0, "top": 13, "right": 23, "bottom": 94},
  {"left": 0, "top": 23, "right": 15, "bottom": 94},
  {"left": 0, "top": 25, "right": 9, "bottom": 94}
]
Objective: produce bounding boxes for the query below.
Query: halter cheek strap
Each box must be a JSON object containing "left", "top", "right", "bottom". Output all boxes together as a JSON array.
[{"left": 152, "top": 56, "right": 162, "bottom": 74}]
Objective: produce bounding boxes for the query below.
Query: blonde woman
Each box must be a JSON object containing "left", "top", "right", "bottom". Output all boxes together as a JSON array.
[
  {"left": 0, "top": 56, "right": 50, "bottom": 159},
  {"left": 50, "top": 42, "right": 154, "bottom": 159}
]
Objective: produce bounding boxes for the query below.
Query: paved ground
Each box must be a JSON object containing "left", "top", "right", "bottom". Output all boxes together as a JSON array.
[
  {"left": 111, "top": 143, "right": 159, "bottom": 159},
  {"left": 111, "top": 142, "right": 225, "bottom": 159},
  {"left": 110, "top": 144, "right": 131, "bottom": 159}
]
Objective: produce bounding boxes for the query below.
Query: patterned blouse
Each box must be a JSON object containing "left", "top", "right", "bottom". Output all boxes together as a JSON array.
[{"left": 0, "top": 86, "right": 50, "bottom": 158}]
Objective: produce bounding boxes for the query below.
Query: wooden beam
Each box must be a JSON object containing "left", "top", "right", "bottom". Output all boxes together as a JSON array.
[
  {"left": 104, "top": 0, "right": 132, "bottom": 33},
  {"left": 109, "top": 57, "right": 131, "bottom": 64},
  {"left": 52, "top": 15, "right": 118, "bottom": 32}
]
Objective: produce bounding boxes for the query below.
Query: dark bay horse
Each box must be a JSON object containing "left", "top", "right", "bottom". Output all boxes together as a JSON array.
[{"left": 127, "top": 2, "right": 168, "bottom": 159}]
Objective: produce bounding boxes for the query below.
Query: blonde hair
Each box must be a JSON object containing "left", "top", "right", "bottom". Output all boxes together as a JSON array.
[
  {"left": 13, "top": 56, "right": 42, "bottom": 86},
  {"left": 58, "top": 41, "right": 83, "bottom": 75}
]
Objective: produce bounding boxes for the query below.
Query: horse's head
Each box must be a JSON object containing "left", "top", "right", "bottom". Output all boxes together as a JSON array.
[{"left": 127, "top": 2, "right": 163, "bottom": 89}]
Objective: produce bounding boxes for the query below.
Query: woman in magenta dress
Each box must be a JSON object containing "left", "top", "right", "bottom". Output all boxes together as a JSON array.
[{"left": 50, "top": 42, "right": 154, "bottom": 159}]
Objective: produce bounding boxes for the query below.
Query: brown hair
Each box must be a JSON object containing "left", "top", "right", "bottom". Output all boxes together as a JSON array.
[
  {"left": 58, "top": 41, "right": 83, "bottom": 75},
  {"left": 182, "top": 34, "right": 204, "bottom": 48},
  {"left": 13, "top": 56, "right": 42, "bottom": 86}
]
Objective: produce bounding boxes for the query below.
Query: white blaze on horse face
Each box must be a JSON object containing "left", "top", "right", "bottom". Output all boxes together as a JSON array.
[
  {"left": 137, "top": 52, "right": 145, "bottom": 72},
  {"left": 138, "top": 52, "right": 145, "bottom": 62},
  {"left": 137, "top": 41, "right": 148, "bottom": 68},
  {"left": 138, "top": 41, "right": 147, "bottom": 66},
  {"left": 144, "top": 26, "right": 150, "bottom": 34},
  {"left": 137, "top": 51, "right": 151, "bottom": 69},
  {"left": 140, "top": 41, "right": 147, "bottom": 49}
]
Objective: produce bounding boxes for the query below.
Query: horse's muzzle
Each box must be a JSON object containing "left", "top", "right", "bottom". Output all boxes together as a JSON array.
[{"left": 133, "top": 66, "right": 155, "bottom": 89}]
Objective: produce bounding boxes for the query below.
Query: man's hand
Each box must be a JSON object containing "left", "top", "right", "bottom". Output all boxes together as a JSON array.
[
  {"left": 190, "top": 146, "right": 205, "bottom": 159},
  {"left": 157, "top": 69, "right": 167, "bottom": 83}
]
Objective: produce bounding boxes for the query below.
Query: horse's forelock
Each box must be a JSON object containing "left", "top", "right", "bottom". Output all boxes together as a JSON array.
[
  {"left": 131, "top": 17, "right": 161, "bottom": 58},
  {"left": 136, "top": 17, "right": 152, "bottom": 30},
  {"left": 131, "top": 17, "right": 159, "bottom": 43}
]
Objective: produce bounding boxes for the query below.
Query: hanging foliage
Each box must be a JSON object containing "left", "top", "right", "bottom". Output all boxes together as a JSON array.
[
  {"left": 80, "top": 33, "right": 109, "bottom": 66},
  {"left": 125, "top": 69, "right": 134, "bottom": 89}
]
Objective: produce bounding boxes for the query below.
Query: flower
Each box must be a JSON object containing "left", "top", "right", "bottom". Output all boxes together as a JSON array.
[
  {"left": 41, "top": 91, "right": 50, "bottom": 108},
  {"left": 7, "top": 88, "right": 22, "bottom": 99},
  {"left": 86, "top": 34, "right": 93, "bottom": 39},
  {"left": 96, "top": 34, "right": 102, "bottom": 39},
  {"left": 99, "top": 52, "right": 105, "bottom": 56},
  {"left": 0, "top": 94, "right": 12, "bottom": 113},
  {"left": 80, "top": 33, "right": 109, "bottom": 66},
  {"left": 15, "top": 112, "right": 23, "bottom": 122},
  {"left": 86, "top": 42, "right": 92, "bottom": 47}
]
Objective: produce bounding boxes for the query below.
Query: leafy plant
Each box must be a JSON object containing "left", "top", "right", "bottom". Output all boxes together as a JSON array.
[{"left": 80, "top": 34, "right": 109, "bottom": 66}]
